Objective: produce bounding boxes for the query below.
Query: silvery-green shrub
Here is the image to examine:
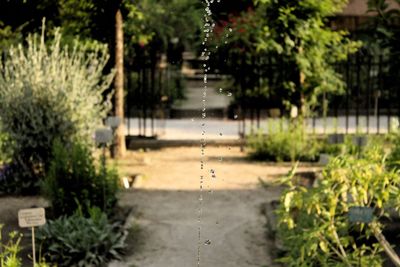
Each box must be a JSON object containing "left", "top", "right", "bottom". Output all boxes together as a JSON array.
[{"left": 0, "top": 28, "right": 114, "bottom": 191}]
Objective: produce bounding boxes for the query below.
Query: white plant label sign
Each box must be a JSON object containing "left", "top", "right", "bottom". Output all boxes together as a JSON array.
[
  {"left": 105, "top": 116, "right": 122, "bottom": 129},
  {"left": 95, "top": 128, "right": 113, "bottom": 144},
  {"left": 18, "top": 208, "right": 46, "bottom": 228}
]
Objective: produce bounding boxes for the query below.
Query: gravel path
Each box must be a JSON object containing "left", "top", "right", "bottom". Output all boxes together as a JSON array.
[{"left": 112, "top": 147, "right": 317, "bottom": 267}]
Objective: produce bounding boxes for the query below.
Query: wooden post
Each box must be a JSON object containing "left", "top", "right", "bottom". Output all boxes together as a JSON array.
[
  {"left": 371, "top": 222, "right": 400, "bottom": 267},
  {"left": 114, "top": 8, "right": 126, "bottom": 158},
  {"left": 31, "top": 227, "right": 36, "bottom": 266}
]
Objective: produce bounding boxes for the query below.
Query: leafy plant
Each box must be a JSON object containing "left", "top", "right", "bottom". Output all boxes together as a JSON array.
[
  {"left": 256, "top": 0, "right": 361, "bottom": 115},
  {"left": 247, "top": 119, "right": 321, "bottom": 162},
  {"left": 0, "top": 161, "right": 41, "bottom": 196},
  {"left": 386, "top": 133, "right": 400, "bottom": 170},
  {"left": 0, "top": 226, "right": 22, "bottom": 267},
  {"left": 0, "top": 25, "right": 114, "bottom": 193},
  {"left": 36, "top": 208, "right": 127, "bottom": 267},
  {"left": 0, "top": 131, "right": 11, "bottom": 165},
  {"left": 41, "top": 140, "right": 119, "bottom": 217},
  {"left": 276, "top": 147, "right": 400, "bottom": 266}
]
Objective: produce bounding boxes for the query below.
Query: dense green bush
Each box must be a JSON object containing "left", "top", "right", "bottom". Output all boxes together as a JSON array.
[
  {"left": 36, "top": 208, "right": 126, "bottom": 267},
  {"left": 0, "top": 160, "right": 40, "bottom": 195},
  {"left": 277, "top": 146, "right": 400, "bottom": 266},
  {"left": 0, "top": 27, "right": 114, "bottom": 193},
  {"left": 247, "top": 120, "right": 321, "bottom": 162},
  {"left": 41, "top": 140, "right": 119, "bottom": 217}
]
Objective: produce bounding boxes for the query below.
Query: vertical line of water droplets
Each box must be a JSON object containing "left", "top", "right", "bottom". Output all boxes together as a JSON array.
[{"left": 198, "top": 0, "right": 217, "bottom": 266}]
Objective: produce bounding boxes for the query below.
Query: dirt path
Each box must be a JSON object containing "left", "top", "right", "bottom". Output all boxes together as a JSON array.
[{"left": 112, "top": 147, "right": 317, "bottom": 267}]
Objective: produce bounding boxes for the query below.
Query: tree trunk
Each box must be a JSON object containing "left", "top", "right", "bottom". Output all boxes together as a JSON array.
[{"left": 114, "top": 8, "right": 126, "bottom": 158}]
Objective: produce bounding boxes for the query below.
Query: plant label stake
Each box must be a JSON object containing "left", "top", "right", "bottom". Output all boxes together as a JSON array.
[
  {"left": 95, "top": 128, "right": 113, "bottom": 210},
  {"left": 18, "top": 208, "right": 46, "bottom": 266},
  {"left": 105, "top": 116, "right": 121, "bottom": 158},
  {"left": 319, "top": 153, "right": 330, "bottom": 166},
  {"left": 348, "top": 206, "right": 373, "bottom": 224},
  {"left": 95, "top": 128, "right": 113, "bottom": 145},
  {"left": 105, "top": 116, "right": 122, "bottom": 131}
]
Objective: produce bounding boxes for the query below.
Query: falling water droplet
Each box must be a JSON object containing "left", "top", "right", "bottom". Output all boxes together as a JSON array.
[{"left": 210, "top": 169, "right": 216, "bottom": 178}]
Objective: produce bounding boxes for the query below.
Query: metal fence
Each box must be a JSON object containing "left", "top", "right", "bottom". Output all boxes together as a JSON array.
[
  {"left": 125, "top": 62, "right": 188, "bottom": 137},
  {"left": 124, "top": 51, "right": 400, "bottom": 139},
  {"left": 232, "top": 52, "right": 400, "bottom": 135}
]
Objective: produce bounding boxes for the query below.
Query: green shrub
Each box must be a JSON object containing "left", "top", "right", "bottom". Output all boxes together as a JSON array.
[
  {"left": 0, "top": 27, "right": 114, "bottom": 192},
  {"left": 247, "top": 120, "right": 320, "bottom": 162},
  {"left": 276, "top": 147, "right": 400, "bottom": 266},
  {"left": 387, "top": 134, "right": 400, "bottom": 170},
  {"left": 36, "top": 208, "right": 126, "bottom": 267},
  {"left": 0, "top": 131, "right": 11, "bottom": 165},
  {"left": 41, "top": 140, "right": 119, "bottom": 217},
  {"left": 0, "top": 161, "right": 40, "bottom": 195}
]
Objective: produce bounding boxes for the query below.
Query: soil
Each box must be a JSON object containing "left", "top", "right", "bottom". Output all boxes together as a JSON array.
[{"left": 110, "top": 147, "right": 318, "bottom": 267}]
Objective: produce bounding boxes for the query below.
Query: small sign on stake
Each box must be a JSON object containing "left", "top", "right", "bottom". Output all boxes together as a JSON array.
[
  {"left": 319, "top": 153, "right": 331, "bottom": 166},
  {"left": 18, "top": 208, "right": 46, "bottom": 228},
  {"left": 95, "top": 128, "right": 113, "bottom": 144},
  {"left": 105, "top": 116, "right": 122, "bottom": 130},
  {"left": 18, "top": 208, "right": 46, "bottom": 267},
  {"left": 349, "top": 206, "right": 373, "bottom": 223}
]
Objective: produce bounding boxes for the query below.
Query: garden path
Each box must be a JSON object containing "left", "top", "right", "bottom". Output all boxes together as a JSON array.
[{"left": 111, "top": 147, "right": 317, "bottom": 267}]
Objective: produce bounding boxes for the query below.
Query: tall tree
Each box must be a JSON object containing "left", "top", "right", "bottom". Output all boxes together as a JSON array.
[{"left": 257, "top": 0, "right": 361, "bottom": 117}]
